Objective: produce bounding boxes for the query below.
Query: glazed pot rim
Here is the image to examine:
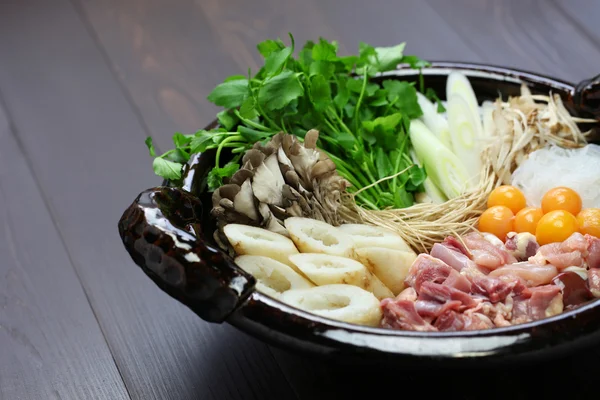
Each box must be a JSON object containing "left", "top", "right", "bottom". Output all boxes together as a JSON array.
[{"left": 382, "top": 60, "right": 574, "bottom": 92}]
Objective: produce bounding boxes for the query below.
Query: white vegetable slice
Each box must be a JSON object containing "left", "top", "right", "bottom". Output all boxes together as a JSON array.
[
  {"left": 280, "top": 284, "right": 383, "bottom": 326},
  {"left": 284, "top": 217, "right": 354, "bottom": 257},
  {"left": 354, "top": 247, "right": 417, "bottom": 295},
  {"left": 223, "top": 224, "right": 299, "bottom": 271},
  {"left": 409, "top": 119, "right": 472, "bottom": 199},
  {"left": 421, "top": 179, "right": 448, "bottom": 204},
  {"left": 447, "top": 72, "right": 485, "bottom": 184},
  {"left": 338, "top": 223, "right": 412, "bottom": 252},
  {"left": 234, "top": 255, "right": 313, "bottom": 298},
  {"left": 416, "top": 91, "right": 452, "bottom": 149},
  {"left": 446, "top": 93, "right": 483, "bottom": 183},
  {"left": 409, "top": 149, "right": 448, "bottom": 204},
  {"left": 288, "top": 253, "right": 394, "bottom": 300},
  {"left": 446, "top": 71, "right": 482, "bottom": 124}
]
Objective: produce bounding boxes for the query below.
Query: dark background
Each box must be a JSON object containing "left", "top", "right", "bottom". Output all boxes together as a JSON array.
[{"left": 0, "top": 1, "right": 599, "bottom": 399}]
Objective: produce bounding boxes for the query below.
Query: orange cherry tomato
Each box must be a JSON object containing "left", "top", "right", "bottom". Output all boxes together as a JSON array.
[
  {"left": 514, "top": 207, "right": 544, "bottom": 235},
  {"left": 487, "top": 185, "right": 527, "bottom": 214},
  {"left": 541, "top": 187, "right": 582, "bottom": 216},
  {"left": 577, "top": 208, "right": 600, "bottom": 238},
  {"left": 535, "top": 210, "right": 579, "bottom": 245},
  {"left": 478, "top": 205, "right": 515, "bottom": 240}
]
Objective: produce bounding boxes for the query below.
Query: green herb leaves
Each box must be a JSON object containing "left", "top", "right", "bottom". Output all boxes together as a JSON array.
[
  {"left": 371, "top": 43, "right": 406, "bottom": 71},
  {"left": 425, "top": 87, "right": 446, "bottom": 113},
  {"left": 207, "top": 79, "right": 249, "bottom": 108},
  {"left": 145, "top": 137, "right": 156, "bottom": 157},
  {"left": 207, "top": 161, "right": 240, "bottom": 189},
  {"left": 146, "top": 33, "right": 434, "bottom": 208},
  {"left": 309, "top": 75, "right": 332, "bottom": 111},
  {"left": 145, "top": 136, "right": 183, "bottom": 180},
  {"left": 258, "top": 71, "right": 304, "bottom": 111},
  {"left": 145, "top": 129, "right": 250, "bottom": 188},
  {"left": 152, "top": 157, "right": 182, "bottom": 180}
]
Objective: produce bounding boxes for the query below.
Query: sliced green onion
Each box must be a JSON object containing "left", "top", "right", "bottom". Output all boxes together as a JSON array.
[
  {"left": 446, "top": 71, "right": 482, "bottom": 124},
  {"left": 446, "top": 93, "right": 483, "bottom": 182},
  {"left": 416, "top": 92, "right": 452, "bottom": 149},
  {"left": 410, "top": 149, "right": 448, "bottom": 204},
  {"left": 409, "top": 120, "right": 472, "bottom": 199}
]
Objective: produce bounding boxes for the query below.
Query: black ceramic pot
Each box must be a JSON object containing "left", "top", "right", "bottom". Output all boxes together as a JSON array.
[{"left": 118, "top": 62, "right": 600, "bottom": 367}]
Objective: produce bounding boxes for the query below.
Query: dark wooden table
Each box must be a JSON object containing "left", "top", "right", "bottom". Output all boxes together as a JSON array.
[{"left": 1, "top": 0, "right": 600, "bottom": 399}]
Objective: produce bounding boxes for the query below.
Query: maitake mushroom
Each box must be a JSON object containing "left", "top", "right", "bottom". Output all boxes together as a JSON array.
[{"left": 211, "top": 129, "right": 351, "bottom": 253}]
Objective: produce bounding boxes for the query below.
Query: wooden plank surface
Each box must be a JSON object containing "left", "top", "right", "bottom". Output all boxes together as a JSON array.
[
  {"left": 2, "top": 0, "right": 600, "bottom": 398},
  {"left": 75, "top": 0, "right": 483, "bottom": 152},
  {"left": 73, "top": 0, "right": 600, "bottom": 397},
  {"left": 0, "top": 1, "right": 296, "bottom": 399},
  {"left": 554, "top": 0, "right": 600, "bottom": 62},
  {"left": 0, "top": 91, "right": 130, "bottom": 398},
  {"left": 422, "top": 0, "right": 600, "bottom": 83}
]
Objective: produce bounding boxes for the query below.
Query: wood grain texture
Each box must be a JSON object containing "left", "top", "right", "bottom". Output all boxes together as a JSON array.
[
  {"left": 74, "top": 0, "right": 600, "bottom": 397},
  {"left": 3, "top": 0, "right": 600, "bottom": 398},
  {"left": 553, "top": 0, "right": 600, "bottom": 57},
  {"left": 74, "top": 0, "right": 343, "bottom": 152},
  {"left": 75, "top": 0, "right": 483, "bottom": 153},
  {"left": 0, "top": 93, "right": 130, "bottom": 398},
  {"left": 423, "top": 0, "right": 600, "bottom": 83},
  {"left": 0, "top": 1, "right": 296, "bottom": 399}
]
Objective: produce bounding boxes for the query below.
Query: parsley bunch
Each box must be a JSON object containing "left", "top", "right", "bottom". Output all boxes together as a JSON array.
[{"left": 146, "top": 34, "right": 439, "bottom": 210}]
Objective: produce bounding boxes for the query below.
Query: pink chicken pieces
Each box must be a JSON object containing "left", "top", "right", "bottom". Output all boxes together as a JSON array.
[{"left": 380, "top": 231, "right": 600, "bottom": 331}]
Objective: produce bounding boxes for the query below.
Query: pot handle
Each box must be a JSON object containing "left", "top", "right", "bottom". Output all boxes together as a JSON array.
[
  {"left": 571, "top": 74, "right": 600, "bottom": 119},
  {"left": 118, "top": 185, "right": 256, "bottom": 323}
]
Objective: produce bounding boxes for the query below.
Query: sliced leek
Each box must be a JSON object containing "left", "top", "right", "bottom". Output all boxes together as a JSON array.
[
  {"left": 446, "top": 93, "right": 483, "bottom": 181},
  {"left": 410, "top": 149, "right": 448, "bottom": 204},
  {"left": 446, "top": 71, "right": 485, "bottom": 184},
  {"left": 416, "top": 92, "right": 452, "bottom": 149},
  {"left": 409, "top": 120, "right": 471, "bottom": 199},
  {"left": 446, "top": 71, "right": 482, "bottom": 123}
]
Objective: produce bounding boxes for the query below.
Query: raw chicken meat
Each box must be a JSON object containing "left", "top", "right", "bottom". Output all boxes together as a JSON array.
[
  {"left": 488, "top": 262, "right": 558, "bottom": 287},
  {"left": 380, "top": 231, "right": 598, "bottom": 332},
  {"left": 505, "top": 232, "right": 539, "bottom": 261},
  {"left": 462, "top": 232, "right": 517, "bottom": 269}
]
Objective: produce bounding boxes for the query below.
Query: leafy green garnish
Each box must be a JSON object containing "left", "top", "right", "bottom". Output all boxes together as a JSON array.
[
  {"left": 152, "top": 157, "right": 183, "bottom": 181},
  {"left": 207, "top": 161, "right": 240, "bottom": 189},
  {"left": 145, "top": 137, "right": 156, "bottom": 157},
  {"left": 258, "top": 71, "right": 304, "bottom": 111},
  {"left": 425, "top": 87, "right": 447, "bottom": 113},
  {"left": 371, "top": 43, "right": 406, "bottom": 71},
  {"left": 145, "top": 34, "right": 434, "bottom": 209},
  {"left": 207, "top": 79, "right": 249, "bottom": 108}
]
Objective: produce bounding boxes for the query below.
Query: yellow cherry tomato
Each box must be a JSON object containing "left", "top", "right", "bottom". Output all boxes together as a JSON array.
[
  {"left": 577, "top": 208, "right": 600, "bottom": 238},
  {"left": 478, "top": 205, "right": 515, "bottom": 240},
  {"left": 514, "top": 207, "right": 544, "bottom": 235},
  {"left": 535, "top": 210, "right": 579, "bottom": 245},
  {"left": 487, "top": 185, "right": 527, "bottom": 214},
  {"left": 541, "top": 187, "right": 582, "bottom": 216}
]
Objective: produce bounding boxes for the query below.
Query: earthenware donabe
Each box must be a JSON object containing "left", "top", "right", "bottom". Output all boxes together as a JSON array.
[{"left": 118, "top": 62, "right": 600, "bottom": 367}]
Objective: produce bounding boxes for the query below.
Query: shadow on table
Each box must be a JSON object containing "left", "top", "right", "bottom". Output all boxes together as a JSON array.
[
  {"left": 267, "top": 343, "right": 598, "bottom": 399},
  {"left": 180, "top": 321, "right": 598, "bottom": 400}
]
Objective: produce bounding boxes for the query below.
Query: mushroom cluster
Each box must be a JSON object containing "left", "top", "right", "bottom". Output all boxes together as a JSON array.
[{"left": 211, "top": 129, "right": 351, "bottom": 253}]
